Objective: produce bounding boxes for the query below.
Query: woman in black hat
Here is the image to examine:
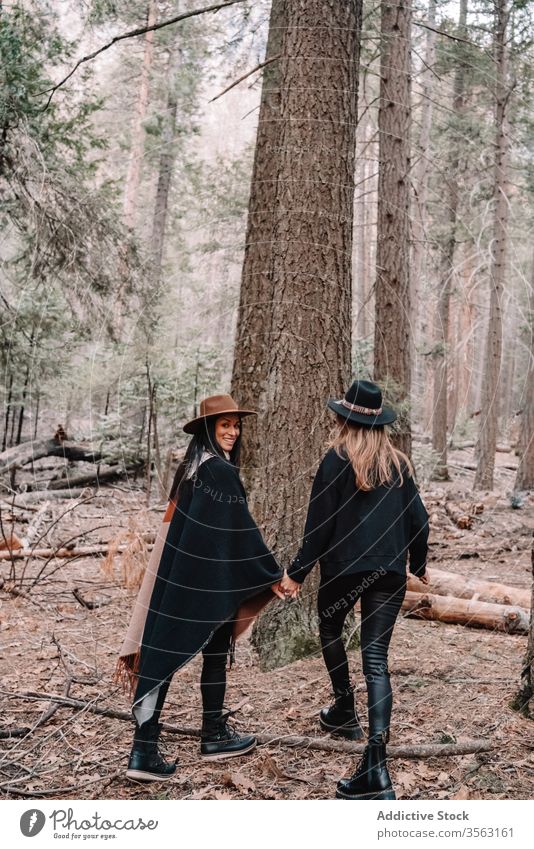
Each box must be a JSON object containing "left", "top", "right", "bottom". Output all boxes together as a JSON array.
[
  {"left": 118, "top": 395, "right": 284, "bottom": 782},
  {"left": 282, "top": 380, "right": 429, "bottom": 800}
]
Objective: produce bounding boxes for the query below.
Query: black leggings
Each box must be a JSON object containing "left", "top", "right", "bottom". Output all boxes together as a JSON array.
[
  {"left": 135, "top": 620, "right": 234, "bottom": 724},
  {"left": 317, "top": 569, "right": 407, "bottom": 740}
]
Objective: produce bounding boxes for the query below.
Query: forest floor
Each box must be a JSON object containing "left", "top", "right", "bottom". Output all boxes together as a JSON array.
[{"left": 0, "top": 446, "right": 533, "bottom": 801}]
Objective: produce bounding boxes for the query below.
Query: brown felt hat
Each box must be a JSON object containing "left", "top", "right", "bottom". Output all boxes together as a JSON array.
[{"left": 183, "top": 394, "right": 257, "bottom": 435}]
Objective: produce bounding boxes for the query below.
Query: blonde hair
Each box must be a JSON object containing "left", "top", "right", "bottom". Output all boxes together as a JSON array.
[{"left": 328, "top": 415, "right": 413, "bottom": 492}]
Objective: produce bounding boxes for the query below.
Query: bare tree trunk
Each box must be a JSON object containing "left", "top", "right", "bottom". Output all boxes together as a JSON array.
[
  {"left": 355, "top": 113, "right": 371, "bottom": 343},
  {"left": 148, "top": 35, "right": 181, "bottom": 293},
  {"left": 33, "top": 389, "right": 40, "bottom": 441},
  {"left": 231, "top": 0, "right": 287, "bottom": 481},
  {"left": 411, "top": 0, "right": 436, "bottom": 422},
  {"left": 515, "top": 261, "right": 534, "bottom": 490},
  {"left": 374, "top": 0, "right": 412, "bottom": 456},
  {"left": 145, "top": 360, "right": 155, "bottom": 506},
  {"left": 2, "top": 370, "right": 13, "bottom": 452},
  {"left": 123, "top": 0, "right": 157, "bottom": 231},
  {"left": 233, "top": 0, "right": 361, "bottom": 669},
  {"left": 474, "top": 0, "right": 511, "bottom": 490},
  {"left": 431, "top": 0, "right": 468, "bottom": 480}
]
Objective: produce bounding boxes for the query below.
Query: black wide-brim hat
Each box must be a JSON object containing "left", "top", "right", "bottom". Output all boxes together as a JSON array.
[{"left": 327, "top": 380, "right": 397, "bottom": 428}]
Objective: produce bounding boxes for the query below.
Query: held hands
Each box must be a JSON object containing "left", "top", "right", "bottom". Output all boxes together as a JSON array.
[
  {"left": 271, "top": 571, "right": 301, "bottom": 601},
  {"left": 418, "top": 572, "right": 430, "bottom": 585}
]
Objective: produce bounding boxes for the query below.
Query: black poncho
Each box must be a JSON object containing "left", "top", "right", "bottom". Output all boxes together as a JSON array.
[{"left": 126, "top": 455, "right": 282, "bottom": 707}]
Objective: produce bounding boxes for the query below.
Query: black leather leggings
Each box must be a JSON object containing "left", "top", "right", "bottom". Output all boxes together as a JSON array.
[
  {"left": 135, "top": 620, "right": 234, "bottom": 725},
  {"left": 317, "top": 569, "right": 407, "bottom": 740}
]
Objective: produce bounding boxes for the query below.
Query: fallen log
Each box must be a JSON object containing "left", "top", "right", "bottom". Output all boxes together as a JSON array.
[
  {"left": 47, "top": 463, "right": 143, "bottom": 490},
  {"left": 2, "top": 488, "right": 93, "bottom": 505},
  {"left": 0, "top": 439, "right": 104, "bottom": 474},
  {"left": 444, "top": 500, "right": 483, "bottom": 529},
  {"left": 0, "top": 535, "right": 155, "bottom": 561},
  {"left": 451, "top": 461, "right": 518, "bottom": 472},
  {"left": 4, "top": 691, "right": 493, "bottom": 759},
  {"left": 408, "top": 568, "right": 531, "bottom": 609},
  {"left": 402, "top": 591, "right": 529, "bottom": 634}
]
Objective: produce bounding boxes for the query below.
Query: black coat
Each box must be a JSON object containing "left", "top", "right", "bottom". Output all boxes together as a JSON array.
[
  {"left": 133, "top": 456, "right": 282, "bottom": 706},
  {"left": 287, "top": 448, "right": 429, "bottom": 583}
]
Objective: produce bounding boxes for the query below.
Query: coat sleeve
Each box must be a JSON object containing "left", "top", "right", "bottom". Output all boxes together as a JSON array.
[
  {"left": 287, "top": 454, "right": 342, "bottom": 584},
  {"left": 405, "top": 473, "right": 429, "bottom": 577}
]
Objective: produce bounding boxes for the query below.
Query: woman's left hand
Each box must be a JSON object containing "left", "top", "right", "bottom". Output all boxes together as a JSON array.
[
  {"left": 271, "top": 581, "right": 286, "bottom": 600},
  {"left": 281, "top": 573, "right": 301, "bottom": 599}
]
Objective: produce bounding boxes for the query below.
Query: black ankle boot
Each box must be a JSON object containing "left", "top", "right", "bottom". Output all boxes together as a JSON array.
[
  {"left": 126, "top": 719, "right": 177, "bottom": 782},
  {"left": 320, "top": 686, "right": 364, "bottom": 740},
  {"left": 200, "top": 710, "right": 257, "bottom": 760},
  {"left": 336, "top": 731, "right": 395, "bottom": 800}
]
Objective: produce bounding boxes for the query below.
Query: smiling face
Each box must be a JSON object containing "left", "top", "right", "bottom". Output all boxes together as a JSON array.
[{"left": 214, "top": 414, "right": 241, "bottom": 454}]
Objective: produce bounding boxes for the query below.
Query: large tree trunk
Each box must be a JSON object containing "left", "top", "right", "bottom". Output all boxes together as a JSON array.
[
  {"left": 514, "top": 259, "right": 534, "bottom": 490},
  {"left": 474, "top": 0, "right": 511, "bottom": 490},
  {"left": 233, "top": 0, "right": 361, "bottom": 669},
  {"left": 518, "top": 535, "right": 534, "bottom": 716},
  {"left": 231, "top": 0, "right": 287, "bottom": 482},
  {"left": 374, "top": 0, "right": 412, "bottom": 456},
  {"left": 431, "top": 0, "right": 468, "bottom": 480}
]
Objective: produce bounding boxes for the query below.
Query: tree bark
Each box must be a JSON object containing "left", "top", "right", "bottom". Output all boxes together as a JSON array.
[
  {"left": 374, "top": 0, "right": 413, "bottom": 456},
  {"left": 231, "top": 0, "right": 287, "bottom": 480},
  {"left": 519, "top": 535, "right": 534, "bottom": 715},
  {"left": 431, "top": 0, "right": 468, "bottom": 480},
  {"left": 474, "top": 0, "right": 511, "bottom": 490},
  {"left": 232, "top": 0, "right": 361, "bottom": 669}
]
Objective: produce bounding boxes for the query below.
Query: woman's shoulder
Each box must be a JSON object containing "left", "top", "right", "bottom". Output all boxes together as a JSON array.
[
  {"left": 319, "top": 446, "right": 351, "bottom": 477},
  {"left": 200, "top": 455, "right": 242, "bottom": 484}
]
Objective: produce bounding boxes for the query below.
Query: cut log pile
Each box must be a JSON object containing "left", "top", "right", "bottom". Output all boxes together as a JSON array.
[{"left": 404, "top": 567, "right": 530, "bottom": 635}]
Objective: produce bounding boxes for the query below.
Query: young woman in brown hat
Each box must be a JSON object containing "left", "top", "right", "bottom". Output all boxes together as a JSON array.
[
  {"left": 118, "top": 395, "right": 284, "bottom": 782},
  {"left": 282, "top": 380, "right": 429, "bottom": 800}
]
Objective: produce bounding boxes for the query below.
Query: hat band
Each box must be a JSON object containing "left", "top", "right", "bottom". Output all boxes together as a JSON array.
[{"left": 338, "top": 398, "right": 383, "bottom": 416}]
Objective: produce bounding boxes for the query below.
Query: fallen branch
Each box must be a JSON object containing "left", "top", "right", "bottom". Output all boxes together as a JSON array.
[
  {"left": 2, "top": 489, "right": 93, "bottom": 505},
  {"left": 402, "top": 591, "right": 529, "bottom": 634},
  {"left": 0, "top": 537, "right": 155, "bottom": 561},
  {"left": 408, "top": 567, "right": 531, "bottom": 609},
  {"left": 0, "top": 727, "right": 31, "bottom": 739},
  {"left": 3, "top": 691, "right": 493, "bottom": 759},
  {"left": 72, "top": 588, "right": 111, "bottom": 610},
  {"left": 2, "top": 770, "right": 123, "bottom": 798}
]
